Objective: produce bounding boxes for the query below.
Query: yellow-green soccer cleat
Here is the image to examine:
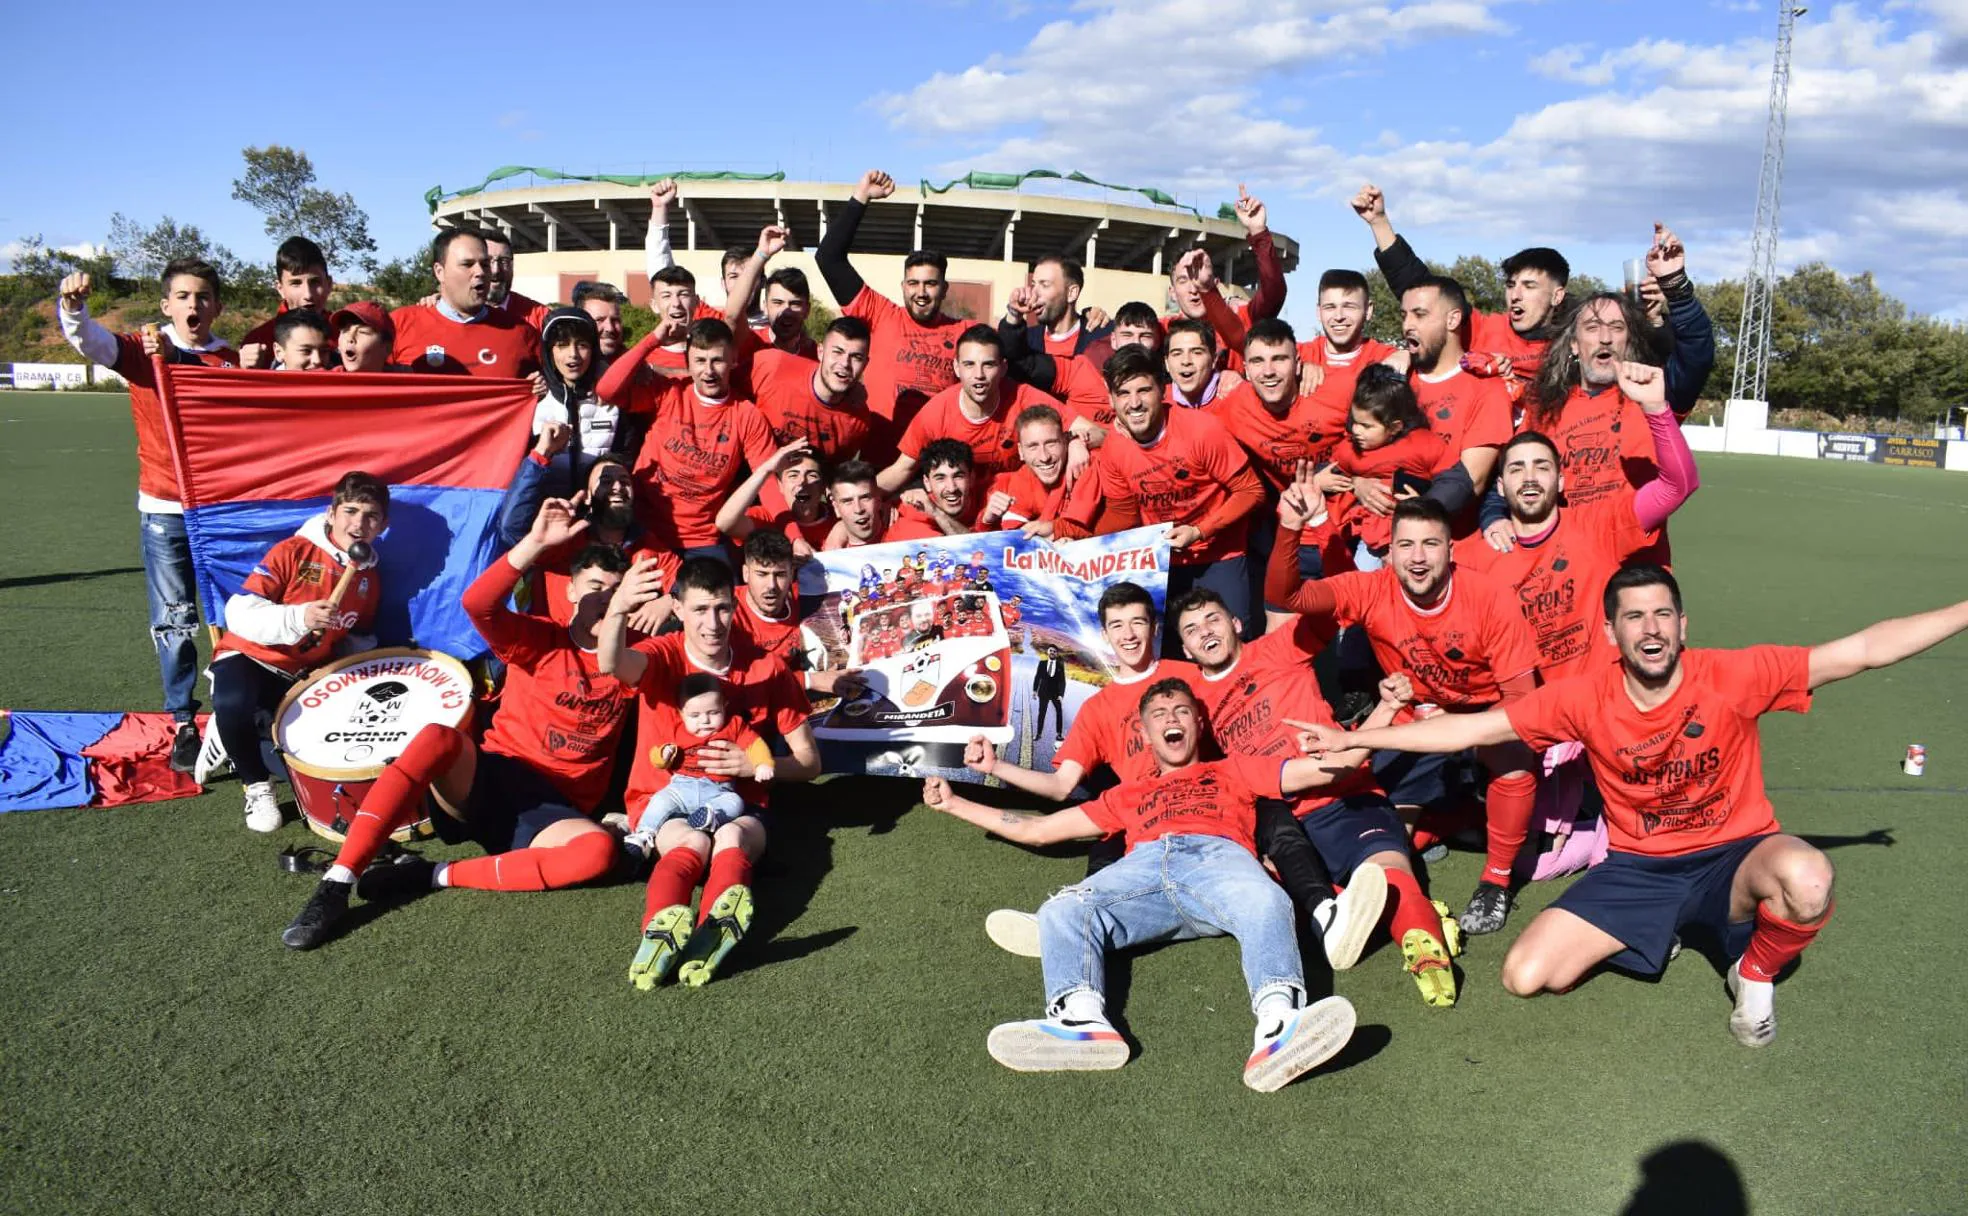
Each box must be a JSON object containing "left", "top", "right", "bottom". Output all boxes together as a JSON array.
[
  {"left": 1430, "top": 898, "right": 1465, "bottom": 958},
  {"left": 677, "top": 884, "right": 755, "bottom": 988},
  {"left": 628, "top": 904, "right": 693, "bottom": 990},
  {"left": 1402, "top": 928, "right": 1458, "bottom": 1008}
]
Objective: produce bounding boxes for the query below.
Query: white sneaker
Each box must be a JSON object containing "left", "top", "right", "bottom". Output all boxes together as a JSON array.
[
  {"left": 192, "top": 715, "right": 230, "bottom": 785},
  {"left": 985, "top": 909, "right": 1042, "bottom": 958},
  {"left": 1725, "top": 961, "right": 1776, "bottom": 1047},
  {"left": 600, "top": 811, "right": 631, "bottom": 835},
  {"left": 242, "top": 782, "right": 282, "bottom": 833},
  {"left": 986, "top": 1016, "right": 1128, "bottom": 1072},
  {"left": 1312, "top": 862, "right": 1388, "bottom": 972},
  {"left": 622, "top": 830, "right": 656, "bottom": 862},
  {"left": 1244, "top": 994, "right": 1357, "bottom": 1093}
]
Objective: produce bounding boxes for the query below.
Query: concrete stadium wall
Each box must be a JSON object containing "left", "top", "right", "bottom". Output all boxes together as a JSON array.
[
  {"left": 512, "top": 250, "right": 1181, "bottom": 322},
  {"left": 1682, "top": 424, "right": 1968, "bottom": 472}
]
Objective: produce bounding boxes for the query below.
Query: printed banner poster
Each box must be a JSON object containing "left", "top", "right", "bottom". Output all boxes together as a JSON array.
[{"left": 794, "top": 526, "right": 1170, "bottom": 784}]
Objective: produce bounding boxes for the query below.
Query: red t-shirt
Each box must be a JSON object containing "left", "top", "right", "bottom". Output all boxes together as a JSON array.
[
  {"left": 1079, "top": 754, "right": 1285, "bottom": 855},
  {"left": 1454, "top": 497, "right": 1657, "bottom": 681},
  {"left": 1467, "top": 312, "right": 1550, "bottom": 384},
  {"left": 1091, "top": 407, "right": 1255, "bottom": 566},
  {"left": 748, "top": 347, "right": 875, "bottom": 462},
  {"left": 1298, "top": 337, "right": 1399, "bottom": 405},
  {"left": 1505, "top": 646, "right": 1812, "bottom": 856},
  {"left": 389, "top": 303, "right": 539, "bottom": 378},
  {"left": 1190, "top": 619, "right": 1371, "bottom": 810},
  {"left": 1053, "top": 660, "right": 1205, "bottom": 785},
  {"left": 647, "top": 711, "right": 767, "bottom": 783},
  {"left": 1332, "top": 429, "right": 1458, "bottom": 551},
  {"left": 466, "top": 559, "right": 636, "bottom": 812},
  {"left": 1051, "top": 353, "right": 1115, "bottom": 427},
  {"left": 1204, "top": 382, "right": 1351, "bottom": 493},
  {"left": 243, "top": 307, "right": 339, "bottom": 353},
  {"left": 108, "top": 333, "right": 238, "bottom": 503},
  {"left": 1041, "top": 323, "right": 1083, "bottom": 360},
  {"left": 1322, "top": 566, "right": 1541, "bottom": 710},
  {"left": 530, "top": 537, "right": 677, "bottom": 627},
  {"left": 1411, "top": 367, "right": 1512, "bottom": 457},
  {"left": 842, "top": 285, "right": 963, "bottom": 423},
  {"left": 215, "top": 533, "right": 381, "bottom": 674},
  {"left": 625, "top": 633, "right": 809, "bottom": 810},
  {"left": 994, "top": 464, "right": 1101, "bottom": 529},
  {"left": 900, "top": 380, "right": 1067, "bottom": 479},
  {"left": 626, "top": 382, "right": 779, "bottom": 547},
  {"left": 733, "top": 587, "right": 805, "bottom": 668},
  {"left": 1526, "top": 387, "right": 1670, "bottom": 562}
]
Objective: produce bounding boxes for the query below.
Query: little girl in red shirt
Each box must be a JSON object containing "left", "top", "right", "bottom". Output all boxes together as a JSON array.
[{"left": 1321, "top": 364, "right": 1457, "bottom": 556}]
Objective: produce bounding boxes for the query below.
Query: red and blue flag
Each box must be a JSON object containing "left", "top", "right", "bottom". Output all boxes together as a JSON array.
[{"left": 157, "top": 365, "right": 535, "bottom": 659}]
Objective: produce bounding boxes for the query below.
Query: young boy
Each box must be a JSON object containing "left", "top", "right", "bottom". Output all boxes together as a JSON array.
[
  {"left": 269, "top": 309, "right": 337, "bottom": 372},
  {"left": 625, "top": 673, "right": 776, "bottom": 857},
  {"left": 331, "top": 302, "right": 398, "bottom": 373},
  {"left": 56, "top": 260, "right": 238, "bottom": 771},
  {"left": 203, "top": 472, "right": 387, "bottom": 832},
  {"left": 240, "top": 236, "right": 336, "bottom": 368}
]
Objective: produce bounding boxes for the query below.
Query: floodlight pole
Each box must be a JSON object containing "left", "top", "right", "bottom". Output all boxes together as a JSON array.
[{"left": 1728, "top": 3, "right": 1805, "bottom": 413}]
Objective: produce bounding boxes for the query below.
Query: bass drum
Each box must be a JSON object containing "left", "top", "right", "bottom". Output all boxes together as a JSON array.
[{"left": 272, "top": 648, "right": 475, "bottom": 843}]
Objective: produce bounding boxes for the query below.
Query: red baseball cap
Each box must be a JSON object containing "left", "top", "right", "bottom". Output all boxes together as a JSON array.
[{"left": 331, "top": 300, "right": 395, "bottom": 340}]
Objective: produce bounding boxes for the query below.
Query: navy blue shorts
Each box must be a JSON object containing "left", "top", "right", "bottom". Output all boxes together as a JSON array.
[
  {"left": 1373, "top": 748, "right": 1459, "bottom": 811},
  {"left": 429, "top": 750, "right": 586, "bottom": 855},
  {"left": 1552, "top": 834, "right": 1769, "bottom": 975},
  {"left": 1299, "top": 794, "right": 1410, "bottom": 881}
]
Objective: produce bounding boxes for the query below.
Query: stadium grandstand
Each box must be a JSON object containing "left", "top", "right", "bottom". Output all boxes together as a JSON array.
[{"left": 428, "top": 169, "right": 1300, "bottom": 319}]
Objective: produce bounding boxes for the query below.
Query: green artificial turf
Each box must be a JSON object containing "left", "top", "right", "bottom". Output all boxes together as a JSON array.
[{"left": 2, "top": 392, "right": 1965, "bottom": 1214}]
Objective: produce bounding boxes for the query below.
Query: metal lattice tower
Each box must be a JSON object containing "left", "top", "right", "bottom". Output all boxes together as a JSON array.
[{"left": 1730, "top": 4, "right": 1806, "bottom": 404}]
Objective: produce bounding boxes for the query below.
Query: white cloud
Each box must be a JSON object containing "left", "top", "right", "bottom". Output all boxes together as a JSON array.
[
  {"left": 875, "top": 0, "right": 1968, "bottom": 315},
  {"left": 0, "top": 239, "right": 107, "bottom": 271}
]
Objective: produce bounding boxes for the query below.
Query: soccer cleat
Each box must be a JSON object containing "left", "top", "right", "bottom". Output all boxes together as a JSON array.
[
  {"left": 1724, "top": 962, "right": 1777, "bottom": 1047},
  {"left": 242, "top": 782, "right": 282, "bottom": 833},
  {"left": 1333, "top": 690, "right": 1377, "bottom": 729},
  {"left": 1419, "top": 841, "right": 1449, "bottom": 864},
  {"left": 1458, "top": 882, "right": 1512, "bottom": 935},
  {"left": 281, "top": 879, "right": 352, "bottom": 950},
  {"left": 1402, "top": 928, "right": 1458, "bottom": 1008},
  {"left": 987, "top": 1017, "right": 1129, "bottom": 1073},
  {"left": 356, "top": 856, "right": 436, "bottom": 902},
  {"left": 676, "top": 884, "right": 754, "bottom": 987},
  {"left": 985, "top": 909, "right": 1042, "bottom": 958},
  {"left": 1667, "top": 934, "right": 1684, "bottom": 963},
  {"left": 170, "top": 721, "right": 202, "bottom": 775},
  {"left": 1243, "top": 995, "right": 1357, "bottom": 1093},
  {"left": 1430, "top": 899, "right": 1465, "bottom": 958},
  {"left": 190, "top": 716, "right": 229, "bottom": 784},
  {"left": 1314, "top": 863, "right": 1387, "bottom": 972},
  {"left": 628, "top": 904, "right": 693, "bottom": 990}
]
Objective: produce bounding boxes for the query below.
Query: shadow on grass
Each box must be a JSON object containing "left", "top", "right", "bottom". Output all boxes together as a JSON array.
[
  {"left": 0, "top": 565, "right": 143, "bottom": 590},
  {"left": 1797, "top": 827, "right": 1896, "bottom": 849},
  {"left": 1620, "top": 1140, "right": 1747, "bottom": 1216}
]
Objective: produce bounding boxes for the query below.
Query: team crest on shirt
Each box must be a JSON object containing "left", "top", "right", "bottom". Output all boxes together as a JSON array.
[
  {"left": 424, "top": 344, "right": 447, "bottom": 367},
  {"left": 478, "top": 348, "right": 498, "bottom": 365},
  {"left": 1435, "top": 407, "right": 1453, "bottom": 422},
  {"left": 358, "top": 577, "right": 370, "bottom": 596}
]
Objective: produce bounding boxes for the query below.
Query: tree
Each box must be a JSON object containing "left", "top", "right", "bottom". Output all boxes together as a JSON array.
[
  {"left": 368, "top": 251, "right": 437, "bottom": 307},
  {"left": 231, "top": 145, "right": 378, "bottom": 275},
  {"left": 108, "top": 214, "right": 250, "bottom": 284}
]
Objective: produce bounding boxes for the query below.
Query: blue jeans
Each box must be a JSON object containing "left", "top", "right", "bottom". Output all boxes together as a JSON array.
[
  {"left": 635, "top": 774, "right": 748, "bottom": 834},
  {"left": 139, "top": 511, "right": 202, "bottom": 721},
  {"left": 1037, "top": 834, "right": 1305, "bottom": 1016}
]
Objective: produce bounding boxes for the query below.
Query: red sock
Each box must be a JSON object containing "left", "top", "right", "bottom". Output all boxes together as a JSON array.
[
  {"left": 1386, "top": 867, "right": 1441, "bottom": 946},
  {"left": 644, "top": 849, "right": 707, "bottom": 922},
  {"left": 1739, "top": 902, "right": 1831, "bottom": 982},
  {"left": 698, "top": 850, "right": 754, "bottom": 924},
  {"left": 333, "top": 724, "right": 467, "bottom": 874},
  {"left": 1410, "top": 826, "right": 1441, "bottom": 853},
  {"left": 1481, "top": 772, "right": 1539, "bottom": 886},
  {"left": 444, "top": 831, "right": 616, "bottom": 892}
]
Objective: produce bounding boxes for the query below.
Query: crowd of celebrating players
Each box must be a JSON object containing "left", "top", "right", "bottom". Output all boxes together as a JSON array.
[{"left": 55, "top": 169, "right": 1968, "bottom": 1093}]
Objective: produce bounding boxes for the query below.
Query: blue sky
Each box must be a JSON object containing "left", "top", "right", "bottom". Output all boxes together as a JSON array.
[{"left": 6, "top": 0, "right": 1965, "bottom": 318}]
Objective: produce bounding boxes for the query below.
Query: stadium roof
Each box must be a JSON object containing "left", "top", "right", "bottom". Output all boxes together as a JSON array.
[{"left": 432, "top": 176, "right": 1298, "bottom": 285}]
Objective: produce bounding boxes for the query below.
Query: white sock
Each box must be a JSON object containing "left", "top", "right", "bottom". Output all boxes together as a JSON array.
[
  {"left": 1310, "top": 897, "right": 1337, "bottom": 932},
  {"left": 432, "top": 862, "right": 451, "bottom": 889},
  {"left": 1058, "top": 990, "right": 1107, "bottom": 1025},
  {"left": 1253, "top": 988, "right": 1298, "bottom": 1042},
  {"left": 324, "top": 864, "right": 356, "bottom": 886}
]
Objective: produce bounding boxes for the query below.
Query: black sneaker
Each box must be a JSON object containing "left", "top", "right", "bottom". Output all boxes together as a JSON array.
[
  {"left": 1334, "top": 691, "right": 1377, "bottom": 729},
  {"left": 357, "top": 856, "right": 436, "bottom": 903},
  {"left": 282, "top": 879, "right": 352, "bottom": 950},
  {"left": 168, "top": 722, "right": 200, "bottom": 774},
  {"left": 1458, "top": 881, "right": 1512, "bottom": 935}
]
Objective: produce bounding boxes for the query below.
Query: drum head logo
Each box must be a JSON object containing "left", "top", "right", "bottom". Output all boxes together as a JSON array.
[{"left": 349, "top": 680, "right": 410, "bottom": 727}]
